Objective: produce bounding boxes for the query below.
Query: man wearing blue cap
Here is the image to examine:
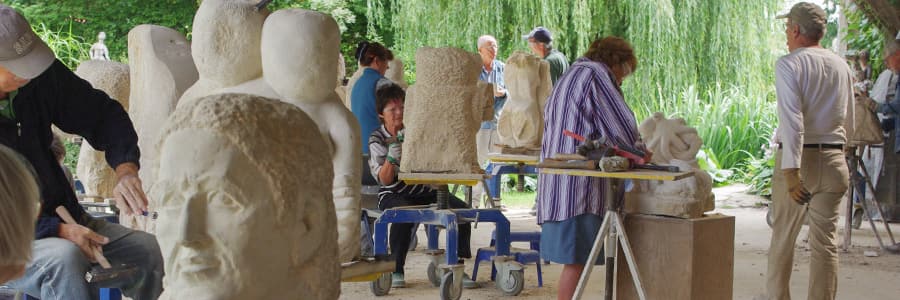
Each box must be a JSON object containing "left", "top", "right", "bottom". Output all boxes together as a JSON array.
[{"left": 524, "top": 26, "right": 569, "bottom": 85}]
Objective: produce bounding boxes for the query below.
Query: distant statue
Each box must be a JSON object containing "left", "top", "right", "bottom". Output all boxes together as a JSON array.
[{"left": 90, "top": 32, "right": 110, "bottom": 60}]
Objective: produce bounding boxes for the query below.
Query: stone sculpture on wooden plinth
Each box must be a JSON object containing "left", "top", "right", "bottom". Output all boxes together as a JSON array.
[
  {"left": 400, "top": 47, "right": 494, "bottom": 174},
  {"left": 625, "top": 112, "right": 714, "bottom": 218},
  {"left": 74, "top": 60, "right": 130, "bottom": 199},
  {"left": 178, "top": 0, "right": 269, "bottom": 104},
  {"left": 152, "top": 94, "right": 339, "bottom": 300},
  {"left": 255, "top": 8, "right": 362, "bottom": 263},
  {"left": 497, "top": 51, "right": 551, "bottom": 151}
]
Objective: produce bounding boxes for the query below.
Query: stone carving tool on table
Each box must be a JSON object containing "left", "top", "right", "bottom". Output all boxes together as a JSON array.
[
  {"left": 55, "top": 206, "right": 138, "bottom": 283},
  {"left": 561, "top": 129, "right": 681, "bottom": 172}
]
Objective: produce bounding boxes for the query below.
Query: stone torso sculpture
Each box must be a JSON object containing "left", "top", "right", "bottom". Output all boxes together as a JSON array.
[
  {"left": 90, "top": 32, "right": 110, "bottom": 61},
  {"left": 152, "top": 94, "right": 339, "bottom": 300},
  {"left": 127, "top": 25, "right": 198, "bottom": 186},
  {"left": 625, "top": 112, "right": 714, "bottom": 218},
  {"left": 74, "top": 60, "right": 129, "bottom": 199},
  {"left": 497, "top": 51, "right": 551, "bottom": 149},
  {"left": 400, "top": 47, "right": 494, "bottom": 173},
  {"left": 178, "top": 0, "right": 268, "bottom": 104},
  {"left": 385, "top": 58, "right": 408, "bottom": 89}
]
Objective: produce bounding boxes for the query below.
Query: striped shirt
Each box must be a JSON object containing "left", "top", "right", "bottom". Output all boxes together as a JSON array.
[
  {"left": 368, "top": 125, "right": 432, "bottom": 202},
  {"left": 536, "top": 57, "right": 641, "bottom": 224}
]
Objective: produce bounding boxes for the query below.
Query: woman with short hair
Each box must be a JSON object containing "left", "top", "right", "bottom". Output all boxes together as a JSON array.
[
  {"left": 0, "top": 144, "right": 39, "bottom": 283},
  {"left": 536, "top": 36, "right": 646, "bottom": 300}
]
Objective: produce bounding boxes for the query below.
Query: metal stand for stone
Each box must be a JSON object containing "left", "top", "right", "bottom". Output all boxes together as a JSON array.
[
  {"left": 538, "top": 168, "right": 693, "bottom": 300},
  {"left": 842, "top": 146, "right": 898, "bottom": 252}
]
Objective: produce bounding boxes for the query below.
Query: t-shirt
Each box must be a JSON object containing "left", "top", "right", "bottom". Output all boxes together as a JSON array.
[{"left": 544, "top": 49, "right": 570, "bottom": 86}]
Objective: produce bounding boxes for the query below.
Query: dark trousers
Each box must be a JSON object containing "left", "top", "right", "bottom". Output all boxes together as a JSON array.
[{"left": 378, "top": 190, "right": 472, "bottom": 273}]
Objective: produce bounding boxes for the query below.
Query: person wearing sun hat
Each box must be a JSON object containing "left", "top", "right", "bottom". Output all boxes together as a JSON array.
[
  {"left": 523, "top": 26, "right": 569, "bottom": 85},
  {"left": 766, "top": 2, "right": 855, "bottom": 300},
  {"left": 0, "top": 5, "right": 162, "bottom": 300}
]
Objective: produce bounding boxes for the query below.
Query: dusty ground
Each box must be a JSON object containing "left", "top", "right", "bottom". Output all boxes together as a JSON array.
[{"left": 340, "top": 184, "right": 900, "bottom": 299}]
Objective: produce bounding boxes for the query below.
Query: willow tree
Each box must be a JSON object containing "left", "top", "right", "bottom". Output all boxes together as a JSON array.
[{"left": 367, "top": 0, "right": 783, "bottom": 171}]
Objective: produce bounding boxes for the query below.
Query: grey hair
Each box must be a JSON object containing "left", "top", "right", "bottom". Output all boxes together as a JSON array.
[
  {"left": 477, "top": 35, "right": 497, "bottom": 49},
  {"left": 792, "top": 18, "right": 825, "bottom": 41},
  {"left": 0, "top": 144, "right": 38, "bottom": 266}
]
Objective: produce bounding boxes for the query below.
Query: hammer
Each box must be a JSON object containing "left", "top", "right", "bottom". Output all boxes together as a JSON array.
[{"left": 55, "top": 207, "right": 138, "bottom": 283}]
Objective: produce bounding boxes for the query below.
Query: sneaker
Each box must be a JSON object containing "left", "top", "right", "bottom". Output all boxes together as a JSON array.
[
  {"left": 462, "top": 273, "right": 478, "bottom": 289},
  {"left": 391, "top": 272, "right": 406, "bottom": 288}
]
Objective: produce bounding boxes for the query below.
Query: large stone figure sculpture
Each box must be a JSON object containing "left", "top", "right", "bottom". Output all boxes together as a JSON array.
[
  {"left": 74, "top": 60, "right": 130, "bottom": 198},
  {"left": 152, "top": 94, "right": 339, "bottom": 300},
  {"left": 497, "top": 51, "right": 552, "bottom": 149},
  {"left": 254, "top": 8, "right": 362, "bottom": 263},
  {"left": 127, "top": 25, "right": 198, "bottom": 183},
  {"left": 178, "top": 0, "right": 269, "bottom": 103},
  {"left": 385, "top": 58, "right": 408, "bottom": 89},
  {"left": 625, "top": 112, "right": 714, "bottom": 218},
  {"left": 400, "top": 47, "right": 493, "bottom": 173}
]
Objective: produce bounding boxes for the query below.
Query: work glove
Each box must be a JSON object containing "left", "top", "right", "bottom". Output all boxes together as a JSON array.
[
  {"left": 783, "top": 168, "right": 811, "bottom": 205},
  {"left": 397, "top": 129, "right": 406, "bottom": 143},
  {"left": 387, "top": 142, "right": 402, "bottom": 166}
]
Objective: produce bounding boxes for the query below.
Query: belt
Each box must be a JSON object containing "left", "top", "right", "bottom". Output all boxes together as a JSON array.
[{"left": 778, "top": 143, "right": 843, "bottom": 149}]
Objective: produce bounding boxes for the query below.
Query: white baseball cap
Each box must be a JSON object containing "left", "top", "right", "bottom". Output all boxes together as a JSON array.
[{"left": 0, "top": 5, "right": 55, "bottom": 79}]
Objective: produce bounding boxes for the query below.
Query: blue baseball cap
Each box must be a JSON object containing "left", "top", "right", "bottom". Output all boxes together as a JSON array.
[{"left": 523, "top": 26, "right": 552, "bottom": 44}]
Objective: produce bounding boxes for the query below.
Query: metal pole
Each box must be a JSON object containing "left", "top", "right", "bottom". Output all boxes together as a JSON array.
[{"left": 604, "top": 179, "right": 618, "bottom": 300}]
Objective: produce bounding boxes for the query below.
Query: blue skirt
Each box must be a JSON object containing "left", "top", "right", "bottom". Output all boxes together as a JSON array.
[{"left": 540, "top": 213, "right": 605, "bottom": 265}]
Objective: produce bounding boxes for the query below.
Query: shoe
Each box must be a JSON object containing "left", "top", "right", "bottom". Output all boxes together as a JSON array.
[
  {"left": 391, "top": 272, "right": 406, "bottom": 288},
  {"left": 462, "top": 273, "right": 478, "bottom": 289}
]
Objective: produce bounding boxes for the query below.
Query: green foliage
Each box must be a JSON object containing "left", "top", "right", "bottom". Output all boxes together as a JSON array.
[
  {"left": 843, "top": 2, "right": 887, "bottom": 76},
  {"left": 8, "top": 0, "right": 199, "bottom": 63},
  {"left": 696, "top": 148, "right": 735, "bottom": 186},
  {"left": 500, "top": 174, "right": 537, "bottom": 193},
  {"left": 63, "top": 139, "right": 81, "bottom": 176},
  {"left": 31, "top": 23, "right": 91, "bottom": 69},
  {"left": 738, "top": 148, "right": 776, "bottom": 198}
]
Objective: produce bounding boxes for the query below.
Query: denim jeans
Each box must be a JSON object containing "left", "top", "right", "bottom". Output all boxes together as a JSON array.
[{"left": 3, "top": 217, "right": 163, "bottom": 300}]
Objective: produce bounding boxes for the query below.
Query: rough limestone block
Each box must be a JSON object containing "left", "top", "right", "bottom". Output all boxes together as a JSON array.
[
  {"left": 386, "top": 58, "right": 408, "bottom": 88},
  {"left": 625, "top": 112, "right": 714, "bottom": 218},
  {"left": 153, "top": 94, "right": 339, "bottom": 300},
  {"left": 256, "top": 8, "right": 362, "bottom": 263},
  {"left": 616, "top": 213, "right": 734, "bottom": 300},
  {"left": 497, "top": 51, "right": 551, "bottom": 148},
  {"left": 178, "top": 0, "right": 269, "bottom": 103},
  {"left": 74, "top": 60, "right": 130, "bottom": 199},
  {"left": 127, "top": 24, "right": 198, "bottom": 183},
  {"left": 400, "top": 47, "right": 492, "bottom": 174}
]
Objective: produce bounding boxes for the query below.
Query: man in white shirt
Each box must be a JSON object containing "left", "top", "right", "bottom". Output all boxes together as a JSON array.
[{"left": 767, "top": 3, "right": 854, "bottom": 300}]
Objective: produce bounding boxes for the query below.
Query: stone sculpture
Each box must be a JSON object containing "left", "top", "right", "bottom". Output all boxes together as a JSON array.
[
  {"left": 152, "top": 94, "right": 339, "bottom": 300},
  {"left": 400, "top": 47, "right": 493, "bottom": 174},
  {"left": 385, "top": 58, "right": 408, "bottom": 89},
  {"left": 250, "top": 8, "right": 362, "bottom": 263},
  {"left": 127, "top": 25, "right": 198, "bottom": 185},
  {"left": 178, "top": 0, "right": 269, "bottom": 103},
  {"left": 625, "top": 112, "right": 714, "bottom": 218},
  {"left": 497, "top": 51, "right": 552, "bottom": 149},
  {"left": 335, "top": 53, "right": 348, "bottom": 105},
  {"left": 90, "top": 32, "right": 110, "bottom": 61},
  {"left": 74, "top": 60, "right": 130, "bottom": 199}
]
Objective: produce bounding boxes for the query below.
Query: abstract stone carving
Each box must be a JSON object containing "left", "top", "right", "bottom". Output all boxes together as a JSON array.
[
  {"left": 152, "top": 94, "right": 338, "bottom": 300},
  {"left": 178, "top": 0, "right": 269, "bottom": 103},
  {"left": 625, "top": 112, "right": 714, "bottom": 218},
  {"left": 400, "top": 47, "right": 493, "bottom": 173},
  {"left": 385, "top": 58, "right": 408, "bottom": 89},
  {"left": 127, "top": 25, "right": 198, "bottom": 183},
  {"left": 74, "top": 60, "right": 130, "bottom": 199},
  {"left": 256, "top": 8, "right": 362, "bottom": 263},
  {"left": 497, "top": 51, "right": 551, "bottom": 149}
]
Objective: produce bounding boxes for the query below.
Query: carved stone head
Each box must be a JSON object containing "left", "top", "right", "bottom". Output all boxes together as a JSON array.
[
  {"left": 191, "top": 0, "right": 268, "bottom": 86},
  {"left": 152, "top": 94, "right": 338, "bottom": 300},
  {"left": 261, "top": 9, "right": 339, "bottom": 104}
]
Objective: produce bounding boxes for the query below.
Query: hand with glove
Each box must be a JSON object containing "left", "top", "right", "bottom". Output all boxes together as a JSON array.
[
  {"left": 783, "top": 168, "right": 811, "bottom": 205},
  {"left": 387, "top": 142, "right": 402, "bottom": 166}
]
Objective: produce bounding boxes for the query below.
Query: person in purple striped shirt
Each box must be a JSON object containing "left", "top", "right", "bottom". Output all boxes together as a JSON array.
[{"left": 536, "top": 36, "right": 644, "bottom": 300}]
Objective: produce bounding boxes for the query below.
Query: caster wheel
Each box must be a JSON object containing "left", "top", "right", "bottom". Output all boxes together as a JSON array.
[
  {"left": 427, "top": 261, "right": 444, "bottom": 287},
  {"left": 369, "top": 272, "right": 391, "bottom": 296},
  {"left": 439, "top": 271, "right": 462, "bottom": 300},
  {"left": 496, "top": 269, "right": 525, "bottom": 296}
]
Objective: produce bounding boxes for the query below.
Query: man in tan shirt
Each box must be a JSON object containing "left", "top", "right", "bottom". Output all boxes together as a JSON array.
[{"left": 766, "top": 2, "right": 854, "bottom": 300}]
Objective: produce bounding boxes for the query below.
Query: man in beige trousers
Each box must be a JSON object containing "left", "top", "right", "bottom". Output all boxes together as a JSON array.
[{"left": 766, "top": 2, "right": 854, "bottom": 300}]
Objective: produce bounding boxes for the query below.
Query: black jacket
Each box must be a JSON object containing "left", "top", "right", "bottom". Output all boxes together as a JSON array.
[{"left": 0, "top": 59, "right": 139, "bottom": 239}]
